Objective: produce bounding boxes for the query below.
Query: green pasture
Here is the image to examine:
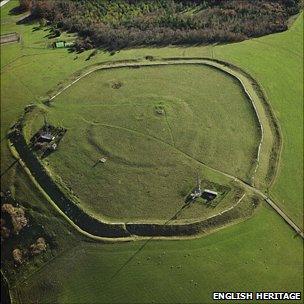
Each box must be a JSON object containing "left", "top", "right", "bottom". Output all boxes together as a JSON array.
[
  {"left": 1, "top": 1, "right": 303, "bottom": 303},
  {"left": 214, "top": 14, "right": 303, "bottom": 227},
  {"left": 30, "top": 64, "right": 260, "bottom": 221},
  {"left": 16, "top": 205, "right": 303, "bottom": 304}
]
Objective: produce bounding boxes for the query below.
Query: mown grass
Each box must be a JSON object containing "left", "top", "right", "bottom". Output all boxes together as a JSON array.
[
  {"left": 1, "top": 1, "right": 302, "bottom": 303},
  {"left": 35, "top": 64, "right": 260, "bottom": 221}
]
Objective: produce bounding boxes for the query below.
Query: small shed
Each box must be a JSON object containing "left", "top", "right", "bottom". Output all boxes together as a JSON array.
[
  {"left": 54, "top": 41, "right": 65, "bottom": 48},
  {"left": 65, "top": 41, "right": 74, "bottom": 47},
  {"left": 38, "top": 132, "right": 55, "bottom": 142}
]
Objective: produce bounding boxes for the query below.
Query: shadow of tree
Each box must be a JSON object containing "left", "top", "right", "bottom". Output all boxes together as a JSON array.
[
  {"left": 9, "top": 5, "right": 27, "bottom": 16},
  {"left": 109, "top": 202, "right": 192, "bottom": 282}
]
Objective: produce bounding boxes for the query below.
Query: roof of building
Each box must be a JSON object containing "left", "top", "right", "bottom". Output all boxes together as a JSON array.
[
  {"left": 55, "top": 41, "right": 65, "bottom": 48},
  {"left": 40, "top": 132, "right": 53, "bottom": 141},
  {"left": 65, "top": 41, "right": 74, "bottom": 47},
  {"left": 203, "top": 189, "right": 218, "bottom": 195}
]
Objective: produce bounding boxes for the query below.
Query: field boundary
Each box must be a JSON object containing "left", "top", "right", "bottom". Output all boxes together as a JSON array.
[
  {"left": 0, "top": 32, "right": 20, "bottom": 45},
  {"left": 8, "top": 130, "right": 254, "bottom": 241},
  {"left": 204, "top": 57, "right": 283, "bottom": 188},
  {"left": 8, "top": 58, "right": 303, "bottom": 240}
]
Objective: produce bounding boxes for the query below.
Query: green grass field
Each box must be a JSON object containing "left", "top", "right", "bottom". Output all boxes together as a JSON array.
[
  {"left": 1, "top": 1, "right": 303, "bottom": 303},
  {"left": 214, "top": 15, "right": 303, "bottom": 228},
  {"left": 16, "top": 204, "right": 303, "bottom": 304},
  {"left": 28, "top": 64, "right": 260, "bottom": 221}
]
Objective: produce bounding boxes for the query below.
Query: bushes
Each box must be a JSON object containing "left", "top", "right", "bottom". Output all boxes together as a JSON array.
[{"left": 24, "top": 0, "right": 300, "bottom": 50}]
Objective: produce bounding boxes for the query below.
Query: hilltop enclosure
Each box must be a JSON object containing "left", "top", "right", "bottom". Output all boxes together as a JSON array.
[
  {"left": 24, "top": 63, "right": 261, "bottom": 222},
  {"left": 1, "top": 0, "right": 303, "bottom": 302}
]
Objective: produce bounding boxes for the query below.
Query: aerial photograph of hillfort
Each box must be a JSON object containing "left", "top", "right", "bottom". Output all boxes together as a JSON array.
[{"left": 0, "top": 0, "right": 303, "bottom": 303}]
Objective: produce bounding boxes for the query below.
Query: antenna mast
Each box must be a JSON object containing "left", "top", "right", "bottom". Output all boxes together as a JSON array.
[
  {"left": 43, "top": 114, "right": 49, "bottom": 131},
  {"left": 196, "top": 172, "right": 201, "bottom": 193}
]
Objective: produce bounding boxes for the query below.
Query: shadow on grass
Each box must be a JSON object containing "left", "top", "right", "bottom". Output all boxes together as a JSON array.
[
  {"left": 9, "top": 5, "right": 27, "bottom": 16},
  {"left": 16, "top": 14, "right": 38, "bottom": 26},
  {"left": 109, "top": 202, "right": 192, "bottom": 282},
  {"left": 92, "top": 160, "right": 100, "bottom": 168}
]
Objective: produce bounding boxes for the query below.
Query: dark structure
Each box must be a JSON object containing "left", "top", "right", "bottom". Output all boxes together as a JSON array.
[
  {"left": 30, "top": 120, "right": 66, "bottom": 157},
  {"left": 201, "top": 189, "right": 218, "bottom": 201}
]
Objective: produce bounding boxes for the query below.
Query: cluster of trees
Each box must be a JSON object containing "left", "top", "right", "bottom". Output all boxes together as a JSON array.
[{"left": 19, "top": 0, "right": 300, "bottom": 51}]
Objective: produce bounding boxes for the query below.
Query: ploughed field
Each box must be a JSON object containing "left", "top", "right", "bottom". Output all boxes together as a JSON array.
[{"left": 30, "top": 64, "right": 260, "bottom": 222}]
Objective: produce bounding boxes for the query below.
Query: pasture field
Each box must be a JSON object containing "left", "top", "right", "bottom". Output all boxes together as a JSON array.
[
  {"left": 214, "top": 15, "right": 304, "bottom": 228},
  {"left": 16, "top": 205, "right": 303, "bottom": 304},
  {"left": 26, "top": 64, "right": 260, "bottom": 221},
  {"left": 1, "top": 1, "right": 303, "bottom": 303}
]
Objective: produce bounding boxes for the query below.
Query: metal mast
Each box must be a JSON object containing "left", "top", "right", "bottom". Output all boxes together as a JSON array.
[{"left": 196, "top": 172, "right": 201, "bottom": 194}]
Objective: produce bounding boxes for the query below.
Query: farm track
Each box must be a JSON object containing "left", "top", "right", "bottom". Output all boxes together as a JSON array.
[
  {"left": 0, "top": 33, "right": 20, "bottom": 45},
  {"left": 8, "top": 58, "right": 303, "bottom": 240}
]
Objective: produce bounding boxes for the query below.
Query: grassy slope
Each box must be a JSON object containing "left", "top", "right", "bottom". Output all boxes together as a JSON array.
[
  {"left": 18, "top": 205, "right": 303, "bottom": 304},
  {"left": 214, "top": 14, "right": 304, "bottom": 228},
  {"left": 44, "top": 65, "right": 259, "bottom": 221},
  {"left": 0, "top": 1, "right": 302, "bottom": 303}
]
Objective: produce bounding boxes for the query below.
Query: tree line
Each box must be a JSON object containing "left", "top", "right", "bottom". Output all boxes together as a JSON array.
[{"left": 19, "top": 0, "right": 300, "bottom": 51}]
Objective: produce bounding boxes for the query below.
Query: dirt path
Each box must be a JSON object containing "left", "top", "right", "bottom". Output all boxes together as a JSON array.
[
  {"left": 10, "top": 58, "right": 303, "bottom": 240},
  {"left": 244, "top": 184, "right": 304, "bottom": 238}
]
